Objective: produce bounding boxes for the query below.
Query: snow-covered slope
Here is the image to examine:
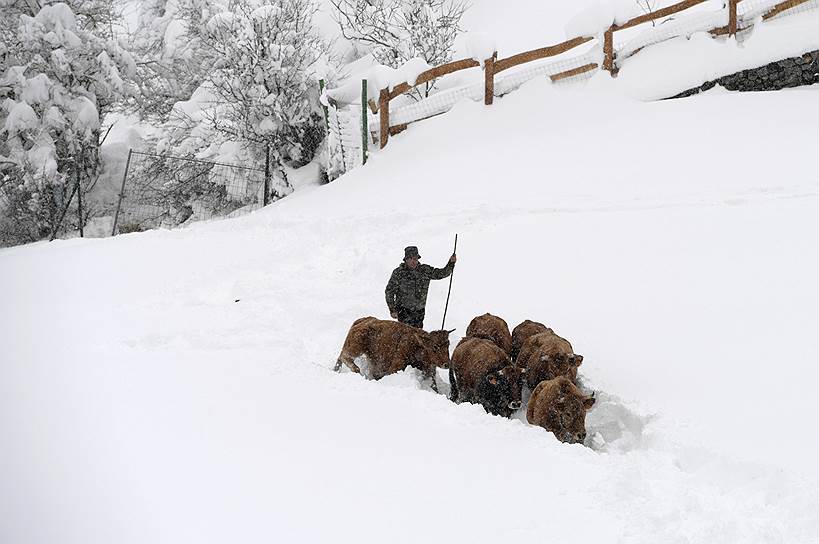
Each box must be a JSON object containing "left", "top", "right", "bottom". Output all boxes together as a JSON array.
[{"left": 3, "top": 78, "right": 819, "bottom": 543}]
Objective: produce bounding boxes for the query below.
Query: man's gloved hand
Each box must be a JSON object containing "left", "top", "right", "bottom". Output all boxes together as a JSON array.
[{"left": 449, "top": 253, "right": 457, "bottom": 264}]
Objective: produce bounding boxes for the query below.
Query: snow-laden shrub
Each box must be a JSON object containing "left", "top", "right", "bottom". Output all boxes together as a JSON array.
[
  {"left": 143, "top": 0, "right": 331, "bottom": 203},
  {"left": 0, "top": 2, "right": 136, "bottom": 246}
]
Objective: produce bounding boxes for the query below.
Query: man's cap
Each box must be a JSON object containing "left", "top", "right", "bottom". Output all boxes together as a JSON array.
[{"left": 404, "top": 246, "right": 421, "bottom": 260}]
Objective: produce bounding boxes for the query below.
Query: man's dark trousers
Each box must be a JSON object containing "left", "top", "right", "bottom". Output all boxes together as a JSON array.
[{"left": 397, "top": 308, "right": 425, "bottom": 329}]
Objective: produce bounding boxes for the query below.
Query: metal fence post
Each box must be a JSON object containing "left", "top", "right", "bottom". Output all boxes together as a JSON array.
[
  {"left": 76, "top": 160, "right": 84, "bottom": 238},
  {"left": 264, "top": 143, "right": 271, "bottom": 206},
  {"left": 361, "top": 79, "right": 368, "bottom": 165},
  {"left": 319, "top": 79, "right": 330, "bottom": 130},
  {"left": 111, "top": 148, "right": 132, "bottom": 236}
]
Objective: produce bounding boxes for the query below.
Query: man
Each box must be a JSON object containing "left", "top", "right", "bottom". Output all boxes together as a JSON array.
[{"left": 385, "top": 246, "right": 457, "bottom": 329}]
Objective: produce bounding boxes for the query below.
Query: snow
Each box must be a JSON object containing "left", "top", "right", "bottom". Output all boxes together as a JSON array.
[
  {"left": 5, "top": 0, "right": 819, "bottom": 541},
  {"left": 609, "top": 9, "right": 819, "bottom": 99},
  {"left": 454, "top": 32, "right": 498, "bottom": 66},
  {"left": 250, "top": 4, "right": 281, "bottom": 22},
  {"left": 325, "top": 57, "right": 434, "bottom": 105},
  {"left": 3, "top": 101, "right": 39, "bottom": 135},
  {"left": 25, "top": 132, "right": 58, "bottom": 178},
  {"left": 206, "top": 12, "right": 236, "bottom": 35},
  {"left": 565, "top": 0, "right": 639, "bottom": 38},
  {"left": 4, "top": 74, "right": 819, "bottom": 543},
  {"left": 21, "top": 74, "right": 51, "bottom": 105},
  {"left": 160, "top": 18, "right": 184, "bottom": 58},
  {"left": 71, "top": 96, "right": 100, "bottom": 134},
  {"left": 33, "top": 2, "right": 78, "bottom": 31}
]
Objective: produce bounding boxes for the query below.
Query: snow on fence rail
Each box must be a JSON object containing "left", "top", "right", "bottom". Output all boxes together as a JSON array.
[{"left": 325, "top": 0, "right": 818, "bottom": 163}]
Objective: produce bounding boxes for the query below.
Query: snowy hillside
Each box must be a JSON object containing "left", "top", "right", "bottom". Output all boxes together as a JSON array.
[{"left": 3, "top": 75, "right": 819, "bottom": 543}]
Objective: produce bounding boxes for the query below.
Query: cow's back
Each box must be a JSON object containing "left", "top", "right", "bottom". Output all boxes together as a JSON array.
[
  {"left": 451, "top": 337, "right": 511, "bottom": 394},
  {"left": 360, "top": 319, "right": 420, "bottom": 376},
  {"left": 518, "top": 331, "right": 578, "bottom": 389},
  {"left": 511, "top": 320, "right": 553, "bottom": 362},
  {"left": 465, "top": 313, "right": 513, "bottom": 355},
  {"left": 517, "top": 331, "right": 573, "bottom": 368}
]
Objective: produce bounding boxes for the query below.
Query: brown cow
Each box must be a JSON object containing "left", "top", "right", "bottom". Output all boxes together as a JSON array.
[
  {"left": 333, "top": 317, "right": 454, "bottom": 392},
  {"left": 517, "top": 331, "right": 584, "bottom": 390},
  {"left": 449, "top": 337, "right": 527, "bottom": 418},
  {"left": 527, "top": 376, "right": 595, "bottom": 444},
  {"left": 510, "top": 319, "right": 554, "bottom": 362},
  {"left": 463, "top": 313, "right": 513, "bottom": 355}
]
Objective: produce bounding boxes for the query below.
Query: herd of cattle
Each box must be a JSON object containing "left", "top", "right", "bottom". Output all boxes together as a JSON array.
[{"left": 334, "top": 313, "right": 596, "bottom": 444}]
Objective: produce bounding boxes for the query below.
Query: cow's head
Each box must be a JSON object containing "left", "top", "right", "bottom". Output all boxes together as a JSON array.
[
  {"left": 549, "top": 380, "right": 596, "bottom": 444},
  {"left": 540, "top": 353, "right": 584, "bottom": 381},
  {"left": 478, "top": 366, "right": 528, "bottom": 418},
  {"left": 416, "top": 329, "right": 455, "bottom": 369}
]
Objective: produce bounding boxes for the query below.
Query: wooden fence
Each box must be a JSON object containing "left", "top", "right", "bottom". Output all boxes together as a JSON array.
[{"left": 369, "top": 0, "right": 814, "bottom": 149}]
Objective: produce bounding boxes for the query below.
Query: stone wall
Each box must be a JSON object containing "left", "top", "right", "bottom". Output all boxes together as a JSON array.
[{"left": 671, "top": 50, "right": 819, "bottom": 98}]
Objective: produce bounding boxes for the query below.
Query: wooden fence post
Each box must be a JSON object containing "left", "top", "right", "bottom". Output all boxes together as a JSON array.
[
  {"left": 728, "top": 0, "right": 738, "bottom": 36},
  {"left": 379, "top": 88, "right": 390, "bottom": 149},
  {"left": 484, "top": 52, "right": 497, "bottom": 105},
  {"left": 603, "top": 26, "right": 615, "bottom": 74}
]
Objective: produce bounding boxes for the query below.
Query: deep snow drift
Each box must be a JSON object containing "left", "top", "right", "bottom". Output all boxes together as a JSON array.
[{"left": 3, "top": 80, "right": 819, "bottom": 543}]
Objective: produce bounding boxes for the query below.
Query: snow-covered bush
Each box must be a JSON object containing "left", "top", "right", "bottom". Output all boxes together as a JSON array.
[
  {"left": 330, "top": 0, "right": 469, "bottom": 98},
  {"left": 140, "top": 0, "right": 331, "bottom": 204},
  {"left": 0, "top": 2, "right": 136, "bottom": 246},
  {"left": 130, "top": 0, "right": 223, "bottom": 121}
]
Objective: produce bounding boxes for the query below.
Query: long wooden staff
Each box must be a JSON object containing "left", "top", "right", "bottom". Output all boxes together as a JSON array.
[{"left": 441, "top": 234, "right": 458, "bottom": 330}]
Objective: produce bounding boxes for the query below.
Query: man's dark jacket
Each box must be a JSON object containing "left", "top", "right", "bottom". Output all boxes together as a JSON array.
[{"left": 385, "top": 261, "right": 454, "bottom": 313}]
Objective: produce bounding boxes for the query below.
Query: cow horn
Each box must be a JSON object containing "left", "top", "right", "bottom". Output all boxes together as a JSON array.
[
  {"left": 446, "top": 328, "right": 456, "bottom": 334},
  {"left": 591, "top": 391, "right": 596, "bottom": 398}
]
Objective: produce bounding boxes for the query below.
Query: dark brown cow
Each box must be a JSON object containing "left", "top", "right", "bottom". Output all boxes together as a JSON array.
[
  {"left": 463, "top": 313, "right": 513, "bottom": 355},
  {"left": 333, "top": 317, "right": 454, "bottom": 392},
  {"left": 510, "top": 319, "right": 554, "bottom": 362},
  {"left": 517, "top": 331, "right": 584, "bottom": 390},
  {"left": 527, "top": 376, "right": 595, "bottom": 444},
  {"left": 449, "top": 337, "right": 527, "bottom": 418}
]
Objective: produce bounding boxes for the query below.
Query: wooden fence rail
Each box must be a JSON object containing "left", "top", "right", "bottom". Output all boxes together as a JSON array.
[{"left": 360, "top": 0, "right": 812, "bottom": 150}]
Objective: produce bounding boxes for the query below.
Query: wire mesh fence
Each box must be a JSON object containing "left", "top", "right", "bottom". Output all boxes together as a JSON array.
[
  {"left": 112, "top": 151, "right": 268, "bottom": 234},
  {"left": 617, "top": 8, "right": 728, "bottom": 60},
  {"left": 743, "top": 0, "right": 819, "bottom": 18},
  {"left": 384, "top": 47, "right": 602, "bottom": 128},
  {"left": 327, "top": 104, "right": 366, "bottom": 179}
]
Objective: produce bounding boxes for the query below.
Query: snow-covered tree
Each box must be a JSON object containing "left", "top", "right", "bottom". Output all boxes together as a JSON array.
[
  {"left": 0, "top": 2, "right": 136, "bottom": 245},
  {"left": 330, "top": 0, "right": 469, "bottom": 97},
  {"left": 155, "top": 0, "right": 330, "bottom": 202},
  {"left": 130, "top": 0, "right": 222, "bottom": 121}
]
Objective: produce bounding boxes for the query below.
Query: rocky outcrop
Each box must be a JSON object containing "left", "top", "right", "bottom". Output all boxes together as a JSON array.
[{"left": 670, "top": 50, "right": 819, "bottom": 98}]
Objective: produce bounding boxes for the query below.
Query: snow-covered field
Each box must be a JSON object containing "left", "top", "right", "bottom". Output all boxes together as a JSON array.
[{"left": 3, "top": 77, "right": 819, "bottom": 542}]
